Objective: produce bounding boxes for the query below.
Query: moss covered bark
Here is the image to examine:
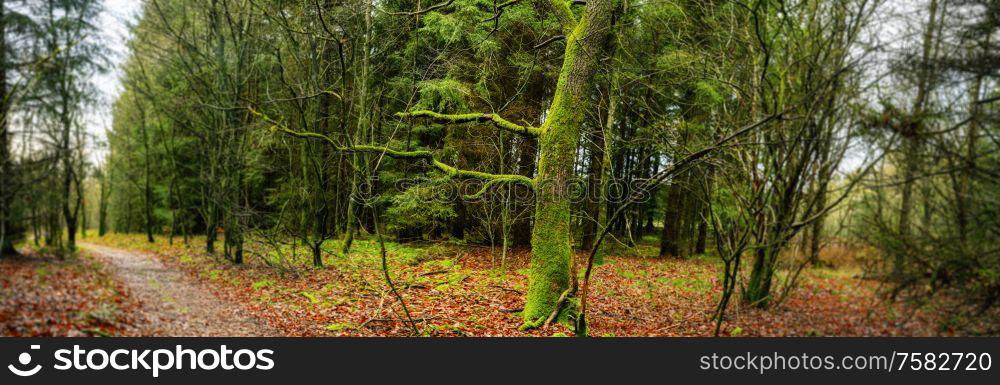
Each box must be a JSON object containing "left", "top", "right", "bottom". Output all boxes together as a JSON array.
[
  {"left": 396, "top": 110, "right": 541, "bottom": 137},
  {"left": 521, "top": 0, "right": 614, "bottom": 325},
  {"left": 744, "top": 248, "right": 774, "bottom": 307}
]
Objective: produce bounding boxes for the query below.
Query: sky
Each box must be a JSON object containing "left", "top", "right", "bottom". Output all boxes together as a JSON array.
[{"left": 87, "top": 0, "right": 143, "bottom": 160}]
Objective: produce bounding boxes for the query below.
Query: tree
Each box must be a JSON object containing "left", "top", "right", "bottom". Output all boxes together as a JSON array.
[
  {"left": 694, "top": 0, "right": 882, "bottom": 309},
  {"left": 265, "top": 0, "right": 615, "bottom": 327},
  {"left": 29, "top": 0, "right": 105, "bottom": 253},
  {"left": 0, "top": 0, "right": 17, "bottom": 256},
  {"left": 1, "top": 0, "right": 46, "bottom": 257},
  {"left": 854, "top": 0, "right": 999, "bottom": 332}
]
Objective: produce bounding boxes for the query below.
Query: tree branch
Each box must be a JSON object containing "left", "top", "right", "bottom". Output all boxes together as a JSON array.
[
  {"left": 483, "top": 0, "right": 527, "bottom": 23},
  {"left": 577, "top": 110, "right": 787, "bottom": 335},
  {"left": 396, "top": 110, "right": 542, "bottom": 137},
  {"left": 533, "top": 35, "right": 566, "bottom": 49},
  {"left": 379, "top": 0, "right": 455, "bottom": 17},
  {"left": 543, "top": 0, "right": 578, "bottom": 32},
  {"left": 251, "top": 108, "right": 535, "bottom": 192}
]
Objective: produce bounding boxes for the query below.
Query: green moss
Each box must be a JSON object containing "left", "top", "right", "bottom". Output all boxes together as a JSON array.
[
  {"left": 549, "top": 0, "right": 578, "bottom": 33},
  {"left": 324, "top": 322, "right": 355, "bottom": 332},
  {"left": 523, "top": 190, "right": 573, "bottom": 323},
  {"left": 396, "top": 110, "right": 542, "bottom": 137},
  {"left": 521, "top": 18, "right": 592, "bottom": 327},
  {"left": 401, "top": 255, "right": 421, "bottom": 266},
  {"left": 424, "top": 259, "right": 455, "bottom": 269},
  {"left": 555, "top": 296, "right": 580, "bottom": 327},
  {"left": 518, "top": 317, "right": 545, "bottom": 331},
  {"left": 657, "top": 276, "right": 712, "bottom": 294},
  {"left": 300, "top": 291, "right": 319, "bottom": 304}
]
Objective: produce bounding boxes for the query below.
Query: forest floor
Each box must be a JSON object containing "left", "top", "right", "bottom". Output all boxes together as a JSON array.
[
  {"left": 9, "top": 233, "right": 942, "bottom": 337},
  {"left": 0, "top": 246, "right": 141, "bottom": 336},
  {"left": 79, "top": 243, "right": 280, "bottom": 336},
  {"left": 0, "top": 242, "right": 279, "bottom": 336}
]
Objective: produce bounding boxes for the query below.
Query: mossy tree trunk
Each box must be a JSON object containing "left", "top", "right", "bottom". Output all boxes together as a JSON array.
[
  {"left": 521, "top": 0, "right": 614, "bottom": 325},
  {"left": 744, "top": 247, "right": 774, "bottom": 307}
]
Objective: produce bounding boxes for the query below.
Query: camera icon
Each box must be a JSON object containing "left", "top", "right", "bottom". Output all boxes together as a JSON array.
[{"left": 7, "top": 345, "right": 42, "bottom": 377}]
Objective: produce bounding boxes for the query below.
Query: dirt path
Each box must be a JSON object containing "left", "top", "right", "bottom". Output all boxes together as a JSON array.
[{"left": 80, "top": 242, "right": 281, "bottom": 336}]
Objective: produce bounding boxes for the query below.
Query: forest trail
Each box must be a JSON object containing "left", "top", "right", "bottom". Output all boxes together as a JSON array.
[{"left": 79, "top": 242, "right": 281, "bottom": 336}]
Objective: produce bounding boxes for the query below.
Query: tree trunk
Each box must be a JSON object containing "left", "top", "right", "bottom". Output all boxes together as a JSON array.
[
  {"left": 450, "top": 196, "right": 466, "bottom": 240},
  {"left": 98, "top": 158, "right": 111, "bottom": 236},
  {"left": 659, "top": 181, "right": 684, "bottom": 257},
  {"left": 0, "top": 0, "right": 18, "bottom": 257},
  {"left": 140, "top": 103, "right": 155, "bottom": 244},
  {"left": 808, "top": 184, "right": 827, "bottom": 265},
  {"left": 581, "top": 87, "right": 612, "bottom": 251},
  {"left": 897, "top": 0, "right": 939, "bottom": 276},
  {"left": 896, "top": 135, "right": 916, "bottom": 275},
  {"left": 341, "top": 158, "right": 357, "bottom": 255},
  {"left": 522, "top": 0, "right": 614, "bottom": 324},
  {"left": 98, "top": 190, "right": 107, "bottom": 236},
  {"left": 956, "top": 60, "right": 983, "bottom": 244},
  {"left": 80, "top": 194, "right": 87, "bottom": 239},
  {"left": 206, "top": 204, "right": 217, "bottom": 254},
  {"left": 744, "top": 247, "right": 773, "bottom": 307},
  {"left": 695, "top": 219, "right": 707, "bottom": 255},
  {"left": 510, "top": 136, "right": 537, "bottom": 246},
  {"left": 234, "top": 236, "right": 243, "bottom": 264},
  {"left": 62, "top": 100, "right": 75, "bottom": 252}
]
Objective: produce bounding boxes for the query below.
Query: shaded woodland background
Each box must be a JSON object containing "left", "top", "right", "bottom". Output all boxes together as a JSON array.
[{"left": 0, "top": 0, "right": 997, "bottom": 336}]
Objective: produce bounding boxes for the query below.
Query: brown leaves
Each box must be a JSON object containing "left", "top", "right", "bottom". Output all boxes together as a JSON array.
[
  {"left": 584, "top": 256, "right": 943, "bottom": 336},
  {"left": 0, "top": 249, "right": 141, "bottom": 337},
  {"left": 72, "top": 234, "right": 941, "bottom": 337}
]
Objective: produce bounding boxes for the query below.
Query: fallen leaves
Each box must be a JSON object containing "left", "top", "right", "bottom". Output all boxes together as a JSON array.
[
  {"left": 0, "top": 248, "right": 141, "bottom": 336},
  {"left": 78, "top": 234, "right": 946, "bottom": 337}
]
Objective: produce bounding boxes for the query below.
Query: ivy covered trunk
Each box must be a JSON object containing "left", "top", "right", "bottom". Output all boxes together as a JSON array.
[{"left": 522, "top": 0, "right": 614, "bottom": 325}]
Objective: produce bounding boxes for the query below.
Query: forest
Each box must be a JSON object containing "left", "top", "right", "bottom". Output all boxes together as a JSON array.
[{"left": 0, "top": 0, "right": 997, "bottom": 337}]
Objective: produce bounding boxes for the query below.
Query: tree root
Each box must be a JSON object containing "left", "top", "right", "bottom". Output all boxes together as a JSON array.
[
  {"left": 518, "top": 317, "right": 544, "bottom": 331},
  {"left": 543, "top": 289, "right": 573, "bottom": 328},
  {"left": 519, "top": 288, "right": 573, "bottom": 331}
]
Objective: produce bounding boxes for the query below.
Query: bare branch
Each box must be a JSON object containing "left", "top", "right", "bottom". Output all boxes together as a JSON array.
[
  {"left": 482, "top": 0, "right": 526, "bottom": 23},
  {"left": 533, "top": 35, "right": 566, "bottom": 49}
]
